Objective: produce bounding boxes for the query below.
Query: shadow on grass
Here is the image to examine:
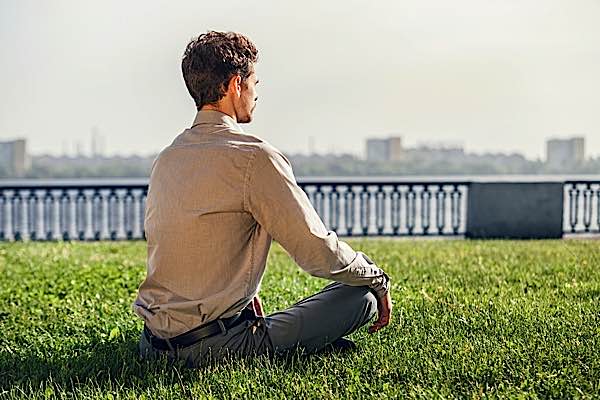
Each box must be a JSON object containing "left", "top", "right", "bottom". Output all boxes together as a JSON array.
[
  {"left": 1, "top": 335, "right": 145, "bottom": 391},
  {"left": 0, "top": 331, "right": 338, "bottom": 393}
]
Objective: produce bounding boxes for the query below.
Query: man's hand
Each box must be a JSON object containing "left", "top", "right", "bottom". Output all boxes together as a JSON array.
[
  {"left": 368, "top": 291, "right": 392, "bottom": 334},
  {"left": 248, "top": 294, "right": 264, "bottom": 317}
]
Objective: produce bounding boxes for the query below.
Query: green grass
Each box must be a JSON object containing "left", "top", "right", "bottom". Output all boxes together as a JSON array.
[{"left": 0, "top": 238, "right": 599, "bottom": 399}]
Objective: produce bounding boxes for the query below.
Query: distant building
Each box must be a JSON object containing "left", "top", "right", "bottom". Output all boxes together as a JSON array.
[
  {"left": 546, "top": 137, "right": 585, "bottom": 167},
  {"left": 388, "top": 137, "right": 402, "bottom": 161},
  {"left": 366, "top": 136, "right": 403, "bottom": 161},
  {"left": 405, "top": 145, "right": 465, "bottom": 162},
  {"left": 0, "top": 139, "right": 30, "bottom": 177},
  {"left": 366, "top": 139, "right": 387, "bottom": 161}
]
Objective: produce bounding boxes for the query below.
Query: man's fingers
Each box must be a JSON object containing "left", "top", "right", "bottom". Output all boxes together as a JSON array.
[
  {"left": 368, "top": 320, "right": 388, "bottom": 333},
  {"left": 368, "top": 292, "right": 392, "bottom": 334},
  {"left": 368, "top": 322, "right": 379, "bottom": 333},
  {"left": 368, "top": 312, "right": 390, "bottom": 333}
]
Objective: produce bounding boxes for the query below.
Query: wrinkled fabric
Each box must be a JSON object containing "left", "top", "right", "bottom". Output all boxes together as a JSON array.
[{"left": 133, "top": 110, "right": 390, "bottom": 339}]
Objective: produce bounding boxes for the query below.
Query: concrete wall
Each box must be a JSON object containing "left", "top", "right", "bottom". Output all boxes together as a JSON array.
[{"left": 466, "top": 182, "right": 564, "bottom": 239}]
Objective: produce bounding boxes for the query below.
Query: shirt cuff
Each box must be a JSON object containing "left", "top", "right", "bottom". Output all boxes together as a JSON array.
[{"left": 346, "top": 251, "right": 391, "bottom": 298}]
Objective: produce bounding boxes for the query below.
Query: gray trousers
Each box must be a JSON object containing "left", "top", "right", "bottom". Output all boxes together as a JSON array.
[{"left": 138, "top": 282, "right": 378, "bottom": 367}]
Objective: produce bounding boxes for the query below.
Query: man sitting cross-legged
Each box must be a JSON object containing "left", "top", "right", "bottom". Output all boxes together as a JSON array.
[{"left": 133, "top": 30, "right": 392, "bottom": 367}]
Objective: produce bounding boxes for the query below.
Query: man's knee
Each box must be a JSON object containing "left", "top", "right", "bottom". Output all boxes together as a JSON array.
[{"left": 335, "top": 284, "right": 378, "bottom": 323}]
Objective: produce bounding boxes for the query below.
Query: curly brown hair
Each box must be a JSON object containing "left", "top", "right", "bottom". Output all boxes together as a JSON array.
[{"left": 181, "top": 31, "right": 259, "bottom": 110}]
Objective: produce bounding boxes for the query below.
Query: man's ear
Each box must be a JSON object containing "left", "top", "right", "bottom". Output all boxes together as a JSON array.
[{"left": 227, "top": 75, "right": 242, "bottom": 97}]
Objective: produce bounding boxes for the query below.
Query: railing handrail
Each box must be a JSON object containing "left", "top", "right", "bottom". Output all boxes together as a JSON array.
[
  {"left": 3, "top": 177, "right": 599, "bottom": 190},
  {"left": 297, "top": 177, "right": 472, "bottom": 185},
  {"left": 0, "top": 177, "right": 473, "bottom": 190},
  {"left": 564, "top": 179, "right": 600, "bottom": 184},
  {"left": 0, "top": 178, "right": 149, "bottom": 190}
]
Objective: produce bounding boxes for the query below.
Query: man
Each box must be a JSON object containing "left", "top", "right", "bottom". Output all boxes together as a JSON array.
[{"left": 133, "top": 31, "right": 392, "bottom": 367}]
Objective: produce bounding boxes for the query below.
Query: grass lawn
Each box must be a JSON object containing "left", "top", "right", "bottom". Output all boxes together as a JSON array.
[{"left": 0, "top": 238, "right": 599, "bottom": 399}]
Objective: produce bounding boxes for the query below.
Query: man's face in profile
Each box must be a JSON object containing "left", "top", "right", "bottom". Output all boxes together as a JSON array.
[{"left": 234, "top": 69, "right": 259, "bottom": 124}]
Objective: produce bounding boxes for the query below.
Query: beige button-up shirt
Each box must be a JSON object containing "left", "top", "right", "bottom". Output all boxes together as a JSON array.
[{"left": 133, "top": 110, "right": 390, "bottom": 339}]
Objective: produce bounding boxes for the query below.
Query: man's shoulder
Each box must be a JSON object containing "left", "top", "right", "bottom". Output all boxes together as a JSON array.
[
  {"left": 232, "top": 131, "right": 278, "bottom": 153},
  {"left": 250, "top": 140, "right": 291, "bottom": 168},
  {"left": 228, "top": 132, "right": 288, "bottom": 164}
]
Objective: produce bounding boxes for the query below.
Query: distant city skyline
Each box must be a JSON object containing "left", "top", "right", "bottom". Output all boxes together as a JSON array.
[
  {"left": 1, "top": 0, "right": 599, "bottom": 159},
  {"left": 3, "top": 134, "right": 591, "bottom": 163}
]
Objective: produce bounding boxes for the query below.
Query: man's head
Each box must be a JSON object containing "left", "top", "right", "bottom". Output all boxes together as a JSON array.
[{"left": 182, "top": 31, "right": 259, "bottom": 123}]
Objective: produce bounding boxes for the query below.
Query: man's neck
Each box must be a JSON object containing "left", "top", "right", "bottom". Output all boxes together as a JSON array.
[{"left": 200, "top": 104, "right": 237, "bottom": 122}]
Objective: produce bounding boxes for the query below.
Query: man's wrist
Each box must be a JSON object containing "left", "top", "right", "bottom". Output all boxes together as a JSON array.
[
  {"left": 372, "top": 272, "right": 391, "bottom": 298},
  {"left": 358, "top": 251, "right": 390, "bottom": 298}
]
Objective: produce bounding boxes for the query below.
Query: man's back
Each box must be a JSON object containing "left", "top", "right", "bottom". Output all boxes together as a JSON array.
[
  {"left": 134, "top": 110, "right": 274, "bottom": 338},
  {"left": 135, "top": 31, "right": 391, "bottom": 363}
]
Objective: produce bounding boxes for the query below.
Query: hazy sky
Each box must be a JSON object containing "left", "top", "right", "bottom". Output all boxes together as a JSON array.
[{"left": 1, "top": 0, "right": 599, "bottom": 159}]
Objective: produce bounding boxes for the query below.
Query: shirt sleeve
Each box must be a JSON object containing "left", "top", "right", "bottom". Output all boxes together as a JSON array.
[{"left": 245, "top": 145, "right": 390, "bottom": 297}]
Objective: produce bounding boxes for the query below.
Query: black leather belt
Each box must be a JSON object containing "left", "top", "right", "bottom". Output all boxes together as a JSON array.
[{"left": 144, "top": 309, "right": 253, "bottom": 351}]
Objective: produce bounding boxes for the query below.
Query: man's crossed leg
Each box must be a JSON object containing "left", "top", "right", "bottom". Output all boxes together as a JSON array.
[{"left": 139, "top": 282, "right": 378, "bottom": 367}]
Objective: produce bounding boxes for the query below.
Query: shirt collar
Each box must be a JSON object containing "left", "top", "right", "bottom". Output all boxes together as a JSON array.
[{"left": 191, "top": 109, "right": 244, "bottom": 133}]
